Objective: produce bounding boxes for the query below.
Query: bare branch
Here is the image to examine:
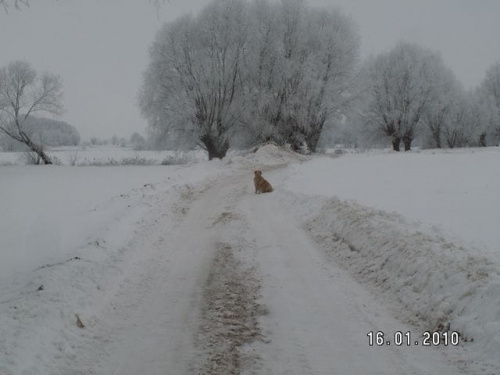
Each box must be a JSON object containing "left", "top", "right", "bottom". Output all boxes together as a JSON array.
[
  {"left": 0, "top": 0, "right": 29, "bottom": 12},
  {"left": 0, "top": 60, "right": 63, "bottom": 164}
]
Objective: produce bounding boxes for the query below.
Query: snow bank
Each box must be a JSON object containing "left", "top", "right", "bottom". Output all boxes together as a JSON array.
[
  {"left": 225, "top": 143, "right": 309, "bottom": 169},
  {"left": 281, "top": 192, "right": 499, "bottom": 348}
]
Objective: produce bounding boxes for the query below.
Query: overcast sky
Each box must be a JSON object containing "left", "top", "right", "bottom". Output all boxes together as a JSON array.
[{"left": 1, "top": 0, "right": 499, "bottom": 140}]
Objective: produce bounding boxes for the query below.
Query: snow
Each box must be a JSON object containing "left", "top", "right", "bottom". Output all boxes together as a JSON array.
[
  {"left": 285, "top": 147, "right": 500, "bottom": 260},
  {"left": 0, "top": 147, "right": 207, "bottom": 166},
  {"left": 239, "top": 192, "right": 464, "bottom": 375},
  {"left": 277, "top": 147, "right": 500, "bottom": 372},
  {"left": 0, "top": 145, "right": 499, "bottom": 374},
  {"left": 1, "top": 166, "right": 165, "bottom": 278},
  {"left": 0, "top": 160, "right": 231, "bottom": 375}
]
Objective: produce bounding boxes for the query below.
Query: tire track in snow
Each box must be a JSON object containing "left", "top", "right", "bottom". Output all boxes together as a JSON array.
[
  {"left": 56, "top": 176, "right": 255, "bottom": 375},
  {"left": 67, "top": 173, "right": 268, "bottom": 375},
  {"left": 196, "top": 241, "right": 262, "bottom": 375},
  {"left": 194, "top": 179, "right": 268, "bottom": 375}
]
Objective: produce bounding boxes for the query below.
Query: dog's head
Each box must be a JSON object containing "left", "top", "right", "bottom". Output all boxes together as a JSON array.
[{"left": 254, "top": 170, "right": 262, "bottom": 177}]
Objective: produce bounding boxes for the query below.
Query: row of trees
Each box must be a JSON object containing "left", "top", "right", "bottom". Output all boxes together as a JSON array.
[
  {"left": 87, "top": 132, "right": 147, "bottom": 150},
  {"left": 355, "top": 42, "right": 500, "bottom": 151},
  {"left": 140, "top": 0, "right": 499, "bottom": 155},
  {"left": 2, "top": 0, "right": 499, "bottom": 162},
  {"left": 139, "top": 0, "right": 360, "bottom": 159}
]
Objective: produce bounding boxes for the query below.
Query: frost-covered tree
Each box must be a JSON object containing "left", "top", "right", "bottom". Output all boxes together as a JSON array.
[
  {"left": 130, "top": 132, "right": 147, "bottom": 150},
  {"left": 441, "top": 91, "right": 473, "bottom": 148},
  {"left": 360, "top": 42, "right": 448, "bottom": 151},
  {"left": 0, "top": 60, "right": 63, "bottom": 164},
  {"left": 140, "top": 0, "right": 359, "bottom": 156},
  {"left": 478, "top": 62, "right": 500, "bottom": 145},
  {"left": 422, "top": 66, "right": 463, "bottom": 149},
  {"left": 244, "top": 0, "right": 359, "bottom": 152},
  {"left": 480, "top": 62, "right": 500, "bottom": 116},
  {"left": 468, "top": 91, "right": 499, "bottom": 147},
  {"left": 140, "top": 0, "right": 250, "bottom": 160},
  {"left": 430, "top": 89, "right": 497, "bottom": 149}
]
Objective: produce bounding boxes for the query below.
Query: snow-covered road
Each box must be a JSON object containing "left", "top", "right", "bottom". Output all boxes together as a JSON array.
[{"left": 63, "top": 167, "right": 466, "bottom": 375}]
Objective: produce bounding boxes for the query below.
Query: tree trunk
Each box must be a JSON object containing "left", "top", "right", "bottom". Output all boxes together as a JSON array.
[
  {"left": 479, "top": 132, "right": 487, "bottom": 147},
  {"left": 306, "top": 127, "right": 322, "bottom": 153},
  {"left": 391, "top": 136, "right": 401, "bottom": 151},
  {"left": 431, "top": 129, "right": 442, "bottom": 148},
  {"left": 403, "top": 136, "right": 412, "bottom": 151},
  {"left": 23, "top": 136, "right": 53, "bottom": 164},
  {"left": 201, "top": 134, "right": 229, "bottom": 160}
]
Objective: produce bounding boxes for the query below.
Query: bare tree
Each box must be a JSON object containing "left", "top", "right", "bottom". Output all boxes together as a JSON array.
[
  {"left": 0, "top": 60, "right": 63, "bottom": 164},
  {"left": 0, "top": 0, "right": 28, "bottom": 12}
]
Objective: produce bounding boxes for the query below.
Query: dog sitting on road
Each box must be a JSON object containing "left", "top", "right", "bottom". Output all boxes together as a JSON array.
[{"left": 254, "top": 170, "right": 273, "bottom": 194}]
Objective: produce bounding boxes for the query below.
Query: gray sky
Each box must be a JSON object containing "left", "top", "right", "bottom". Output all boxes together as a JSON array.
[{"left": 1, "top": 0, "right": 499, "bottom": 140}]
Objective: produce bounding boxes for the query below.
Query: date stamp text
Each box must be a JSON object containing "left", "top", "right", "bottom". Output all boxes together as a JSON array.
[{"left": 367, "top": 331, "right": 460, "bottom": 347}]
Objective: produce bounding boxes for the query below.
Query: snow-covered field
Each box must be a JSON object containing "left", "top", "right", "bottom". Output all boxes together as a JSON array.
[
  {"left": 285, "top": 147, "right": 500, "bottom": 260},
  {"left": 0, "top": 145, "right": 498, "bottom": 374},
  {"left": 0, "top": 147, "right": 207, "bottom": 166}
]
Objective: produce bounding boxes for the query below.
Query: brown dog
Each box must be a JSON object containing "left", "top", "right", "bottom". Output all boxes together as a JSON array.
[{"left": 254, "top": 170, "right": 273, "bottom": 194}]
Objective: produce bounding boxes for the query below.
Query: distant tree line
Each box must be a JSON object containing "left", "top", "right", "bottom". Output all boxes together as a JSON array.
[{"left": 86, "top": 132, "right": 147, "bottom": 150}]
